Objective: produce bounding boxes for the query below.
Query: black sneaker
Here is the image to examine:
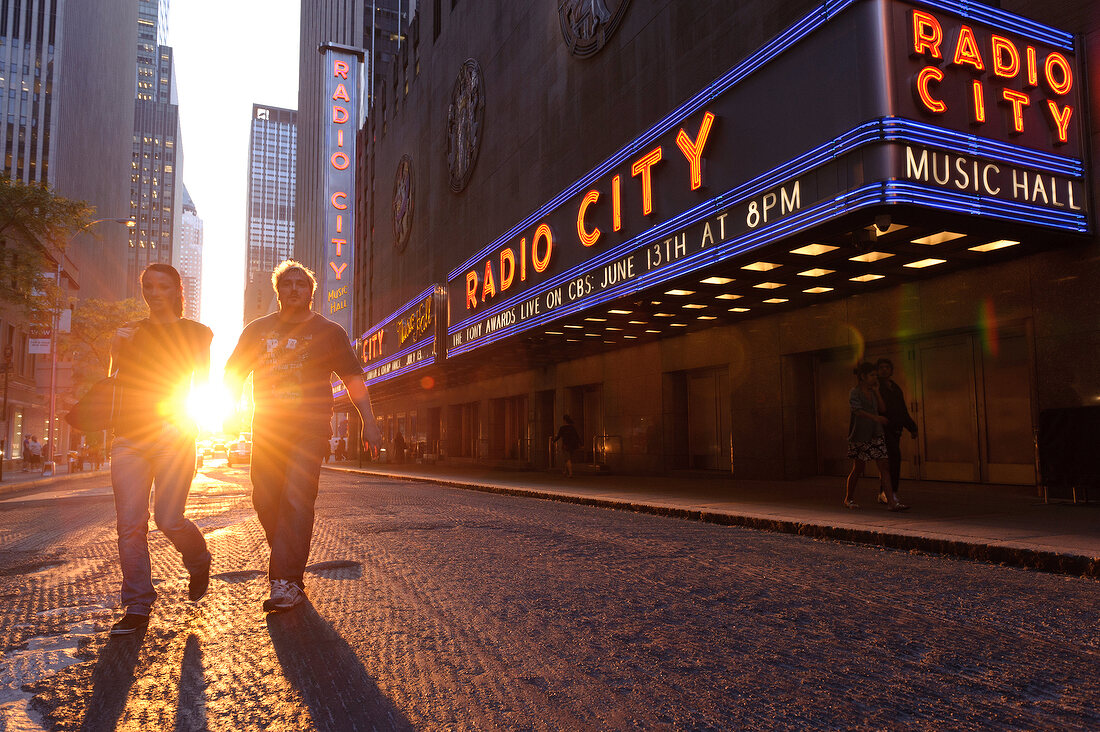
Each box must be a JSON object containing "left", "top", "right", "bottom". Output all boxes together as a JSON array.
[
  {"left": 189, "top": 558, "right": 211, "bottom": 602},
  {"left": 110, "top": 613, "right": 149, "bottom": 636}
]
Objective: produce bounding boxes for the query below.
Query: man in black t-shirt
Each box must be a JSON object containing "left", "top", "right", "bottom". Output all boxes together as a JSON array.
[{"left": 226, "top": 261, "right": 382, "bottom": 612}]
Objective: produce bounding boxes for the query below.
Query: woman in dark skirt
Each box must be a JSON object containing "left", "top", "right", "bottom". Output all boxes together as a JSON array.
[{"left": 844, "top": 362, "right": 909, "bottom": 511}]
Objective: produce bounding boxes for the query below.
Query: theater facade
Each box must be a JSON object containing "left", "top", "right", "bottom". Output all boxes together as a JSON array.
[{"left": 350, "top": 0, "right": 1096, "bottom": 485}]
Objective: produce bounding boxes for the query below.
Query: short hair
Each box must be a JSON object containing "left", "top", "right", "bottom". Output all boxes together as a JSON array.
[
  {"left": 853, "top": 362, "right": 876, "bottom": 379},
  {"left": 875, "top": 357, "right": 893, "bottom": 369},
  {"left": 271, "top": 260, "right": 318, "bottom": 295},
  {"left": 140, "top": 263, "right": 184, "bottom": 318}
]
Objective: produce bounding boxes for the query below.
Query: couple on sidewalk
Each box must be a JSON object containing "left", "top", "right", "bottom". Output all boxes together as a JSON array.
[{"left": 107, "top": 261, "right": 382, "bottom": 636}]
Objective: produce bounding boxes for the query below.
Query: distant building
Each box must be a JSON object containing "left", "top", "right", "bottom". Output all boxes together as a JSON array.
[
  {"left": 244, "top": 104, "right": 297, "bottom": 325},
  {"left": 0, "top": 0, "right": 136, "bottom": 464},
  {"left": 179, "top": 186, "right": 203, "bottom": 321}
]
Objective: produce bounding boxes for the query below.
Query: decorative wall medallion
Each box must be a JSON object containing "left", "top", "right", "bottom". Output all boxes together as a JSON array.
[
  {"left": 559, "top": 0, "right": 632, "bottom": 58},
  {"left": 392, "top": 154, "right": 414, "bottom": 252},
  {"left": 446, "top": 58, "right": 485, "bottom": 194}
]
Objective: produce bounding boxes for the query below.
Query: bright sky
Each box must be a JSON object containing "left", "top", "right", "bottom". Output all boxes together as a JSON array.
[{"left": 168, "top": 0, "right": 301, "bottom": 372}]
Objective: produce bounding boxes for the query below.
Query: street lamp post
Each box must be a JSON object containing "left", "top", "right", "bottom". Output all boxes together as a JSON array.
[{"left": 41, "top": 217, "right": 134, "bottom": 476}]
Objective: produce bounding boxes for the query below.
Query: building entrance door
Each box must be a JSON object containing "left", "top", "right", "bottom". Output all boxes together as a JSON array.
[
  {"left": 814, "top": 328, "right": 1034, "bottom": 485},
  {"left": 687, "top": 368, "right": 731, "bottom": 471}
]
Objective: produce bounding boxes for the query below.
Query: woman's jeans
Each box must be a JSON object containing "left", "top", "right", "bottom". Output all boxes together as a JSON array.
[{"left": 111, "top": 426, "right": 209, "bottom": 615}]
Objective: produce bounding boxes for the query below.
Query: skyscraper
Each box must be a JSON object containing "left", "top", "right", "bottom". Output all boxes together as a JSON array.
[
  {"left": 179, "top": 185, "right": 202, "bottom": 321},
  {"left": 244, "top": 104, "right": 297, "bottom": 325},
  {"left": 128, "top": 1, "right": 183, "bottom": 297}
]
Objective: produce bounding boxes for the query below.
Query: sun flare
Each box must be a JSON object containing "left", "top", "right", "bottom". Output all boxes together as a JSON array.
[{"left": 187, "top": 380, "right": 233, "bottom": 434}]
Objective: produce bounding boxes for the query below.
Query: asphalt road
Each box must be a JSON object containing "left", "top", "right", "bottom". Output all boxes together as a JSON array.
[{"left": 0, "top": 465, "right": 1097, "bottom": 730}]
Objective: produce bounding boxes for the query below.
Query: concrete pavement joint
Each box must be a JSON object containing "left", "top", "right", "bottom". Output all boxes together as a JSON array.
[{"left": 325, "top": 466, "right": 1100, "bottom": 580}]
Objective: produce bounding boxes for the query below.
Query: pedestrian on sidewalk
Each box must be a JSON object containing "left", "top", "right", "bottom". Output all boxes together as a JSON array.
[
  {"left": 553, "top": 415, "right": 582, "bottom": 478},
  {"left": 225, "top": 260, "right": 382, "bottom": 613},
  {"left": 27, "top": 436, "right": 41, "bottom": 471},
  {"left": 21, "top": 436, "right": 30, "bottom": 471},
  {"left": 107, "top": 263, "right": 214, "bottom": 637},
  {"left": 844, "top": 362, "right": 908, "bottom": 512},
  {"left": 876, "top": 357, "right": 918, "bottom": 504}
]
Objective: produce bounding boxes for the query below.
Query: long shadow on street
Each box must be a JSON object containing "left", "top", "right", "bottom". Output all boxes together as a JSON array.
[
  {"left": 76, "top": 628, "right": 146, "bottom": 731},
  {"left": 267, "top": 602, "right": 412, "bottom": 731}
]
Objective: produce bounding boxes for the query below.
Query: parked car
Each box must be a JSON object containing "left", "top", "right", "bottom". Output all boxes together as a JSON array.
[{"left": 226, "top": 440, "right": 252, "bottom": 467}]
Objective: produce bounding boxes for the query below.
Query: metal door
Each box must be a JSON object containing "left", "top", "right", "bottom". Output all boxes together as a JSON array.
[
  {"left": 687, "top": 368, "right": 731, "bottom": 471},
  {"left": 980, "top": 333, "right": 1036, "bottom": 484},
  {"left": 916, "top": 337, "right": 981, "bottom": 482}
]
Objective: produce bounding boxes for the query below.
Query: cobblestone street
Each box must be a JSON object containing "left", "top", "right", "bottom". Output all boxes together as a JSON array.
[{"left": 1, "top": 467, "right": 1098, "bottom": 730}]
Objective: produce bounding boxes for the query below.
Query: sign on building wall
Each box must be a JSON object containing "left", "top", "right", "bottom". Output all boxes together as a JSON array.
[
  {"left": 319, "top": 43, "right": 363, "bottom": 336},
  {"left": 443, "top": 0, "right": 1089, "bottom": 358},
  {"left": 358, "top": 286, "right": 441, "bottom": 385}
]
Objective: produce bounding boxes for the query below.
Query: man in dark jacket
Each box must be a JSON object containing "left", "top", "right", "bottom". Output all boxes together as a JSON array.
[{"left": 876, "top": 358, "right": 918, "bottom": 502}]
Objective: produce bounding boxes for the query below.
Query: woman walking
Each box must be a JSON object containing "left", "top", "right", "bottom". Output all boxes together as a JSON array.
[
  {"left": 844, "top": 362, "right": 909, "bottom": 512},
  {"left": 108, "top": 263, "right": 213, "bottom": 635}
]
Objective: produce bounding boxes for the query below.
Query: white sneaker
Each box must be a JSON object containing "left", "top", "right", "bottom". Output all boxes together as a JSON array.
[{"left": 263, "top": 579, "right": 305, "bottom": 612}]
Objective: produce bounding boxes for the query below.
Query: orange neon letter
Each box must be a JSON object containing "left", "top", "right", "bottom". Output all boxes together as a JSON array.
[
  {"left": 333, "top": 106, "right": 349, "bottom": 124},
  {"left": 611, "top": 175, "right": 622, "bottom": 232},
  {"left": 481, "top": 260, "right": 496, "bottom": 301},
  {"left": 532, "top": 224, "right": 553, "bottom": 273},
  {"left": 675, "top": 110, "right": 715, "bottom": 191},
  {"left": 1044, "top": 52, "right": 1073, "bottom": 95},
  {"left": 1001, "top": 89, "right": 1030, "bottom": 133},
  {"left": 500, "top": 247, "right": 516, "bottom": 291},
  {"left": 1025, "top": 46, "right": 1038, "bottom": 87},
  {"left": 1047, "top": 101, "right": 1073, "bottom": 144},
  {"left": 332, "top": 83, "right": 350, "bottom": 102},
  {"left": 331, "top": 238, "right": 346, "bottom": 257},
  {"left": 465, "top": 271, "right": 478, "bottom": 310},
  {"left": 331, "top": 192, "right": 347, "bottom": 209},
  {"left": 631, "top": 147, "right": 662, "bottom": 216},
  {"left": 991, "top": 36, "right": 1019, "bottom": 78},
  {"left": 952, "top": 26, "right": 984, "bottom": 71},
  {"left": 971, "top": 80, "right": 985, "bottom": 124},
  {"left": 333, "top": 59, "right": 349, "bottom": 79},
  {"left": 915, "top": 66, "right": 947, "bottom": 114},
  {"left": 577, "top": 190, "right": 601, "bottom": 247},
  {"left": 331, "top": 152, "right": 350, "bottom": 170},
  {"left": 329, "top": 261, "right": 348, "bottom": 279},
  {"left": 911, "top": 10, "right": 942, "bottom": 59},
  {"left": 520, "top": 237, "right": 527, "bottom": 281}
]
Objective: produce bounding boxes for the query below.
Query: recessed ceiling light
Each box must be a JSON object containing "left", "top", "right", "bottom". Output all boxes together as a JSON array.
[
  {"left": 566, "top": 338, "right": 579, "bottom": 342},
  {"left": 654, "top": 312, "right": 674, "bottom": 317},
  {"left": 904, "top": 258, "right": 947, "bottom": 268},
  {"left": 665, "top": 289, "right": 695, "bottom": 296},
  {"left": 911, "top": 231, "right": 965, "bottom": 245},
  {"left": 701, "top": 276, "right": 733, "bottom": 285},
  {"left": 585, "top": 333, "right": 600, "bottom": 337},
  {"left": 564, "top": 324, "right": 583, "bottom": 329},
  {"left": 850, "top": 273, "right": 885, "bottom": 282},
  {"left": 698, "top": 315, "right": 717, "bottom": 320},
  {"left": 790, "top": 243, "right": 838, "bottom": 256},
  {"left": 742, "top": 261, "right": 781, "bottom": 271},
  {"left": 608, "top": 309, "right": 632, "bottom": 314},
  {"left": 753, "top": 282, "right": 784, "bottom": 289},
  {"left": 645, "top": 329, "right": 660, "bottom": 333},
  {"left": 585, "top": 317, "right": 607, "bottom": 322},
  {"left": 650, "top": 300, "right": 662, "bottom": 305},
  {"left": 603, "top": 340, "right": 615, "bottom": 344},
  {"left": 849, "top": 251, "right": 894, "bottom": 262},
  {"left": 763, "top": 298, "right": 789, "bottom": 304},
  {"left": 624, "top": 335, "right": 638, "bottom": 339},
  {"left": 671, "top": 323, "right": 687, "bottom": 327},
  {"left": 606, "top": 327, "right": 623, "bottom": 331},
  {"left": 544, "top": 331, "right": 563, "bottom": 335},
  {"left": 728, "top": 307, "right": 750, "bottom": 313},
  {"left": 969, "top": 239, "right": 1020, "bottom": 252},
  {"left": 683, "top": 304, "right": 706, "bottom": 309},
  {"left": 628, "top": 320, "right": 646, "bottom": 324},
  {"left": 798, "top": 268, "right": 834, "bottom": 277},
  {"left": 716, "top": 294, "right": 742, "bottom": 300},
  {"left": 803, "top": 286, "right": 834, "bottom": 294}
]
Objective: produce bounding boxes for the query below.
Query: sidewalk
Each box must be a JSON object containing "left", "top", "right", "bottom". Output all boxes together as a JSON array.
[
  {"left": 326, "top": 461, "right": 1100, "bottom": 578},
  {"left": 0, "top": 463, "right": 110, "bottom": 496}
]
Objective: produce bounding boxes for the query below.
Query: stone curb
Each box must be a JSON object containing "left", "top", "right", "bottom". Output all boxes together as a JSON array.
[
  {"left": 0, "top": 469, "right": 110, "bottom": 497},
  {"left": 325, "top": 465, "right": 1099, "bottom": 580}
]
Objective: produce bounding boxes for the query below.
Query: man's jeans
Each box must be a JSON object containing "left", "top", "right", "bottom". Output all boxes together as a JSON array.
[
  {"left": 111, "top": 427, "right": 209, "bottom": 615},
  {"left": 250, "top": 432, "right": 328, "bottom": 586}
]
